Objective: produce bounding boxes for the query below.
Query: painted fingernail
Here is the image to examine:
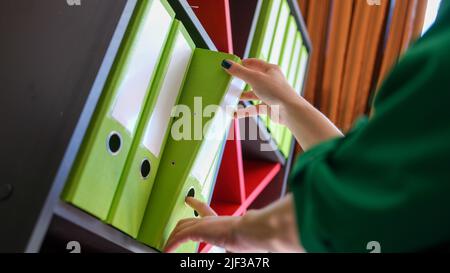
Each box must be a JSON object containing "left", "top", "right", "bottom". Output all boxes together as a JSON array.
[{"left": 221, "top": 60, "right": 232, "bottom": 70}]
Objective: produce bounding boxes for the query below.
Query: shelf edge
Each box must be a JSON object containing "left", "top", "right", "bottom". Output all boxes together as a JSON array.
[{"left": 54, "top": 201, "right": 158, "bottom": 253}]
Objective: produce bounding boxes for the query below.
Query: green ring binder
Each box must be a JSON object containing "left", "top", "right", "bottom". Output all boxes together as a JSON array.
[
  {"left": 62, "top": 0, "right": 176, "bottom": 220},
  {"left": 107, "top": 20, "right": 196, "bottom": 238}
]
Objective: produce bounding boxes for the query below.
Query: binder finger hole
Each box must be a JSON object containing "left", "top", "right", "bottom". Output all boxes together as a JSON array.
[
  {"left": 187, "top": 188, "right": 195, "bottom": 198},
  {"left": 186, "top": 188, "right": 199, "bottom": 217},
  {"left": 140, "top": 159, "right": 151, "bottom": 179},
  {"left": 107, "top": 132, "right": 122, "bottom": 155}
]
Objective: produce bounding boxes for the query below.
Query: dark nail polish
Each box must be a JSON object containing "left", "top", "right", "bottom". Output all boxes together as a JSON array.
[{"left": 221, "top": 60, "right": 232, "bottom": 70}]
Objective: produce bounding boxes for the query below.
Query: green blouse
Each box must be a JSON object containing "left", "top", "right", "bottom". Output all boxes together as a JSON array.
[{"left": 290, "top": 2, "right": 450, "bottom": 253}]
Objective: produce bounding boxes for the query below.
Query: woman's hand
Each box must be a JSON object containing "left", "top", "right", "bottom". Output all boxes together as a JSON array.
[
  {"left": 164, "top": 197, "right": 243, "bottom": 253},
  {"left": 164, "top": 195, "right": 304, "bottom": 253},
  {"left": 222, "top": 58, "right": 344, "bottom": 151},
  {"left": 223, "top": 59, "right": 297, "bottom": 125},
  {"left": 223, "top": 59, "right": 296, "bottom": 107}
]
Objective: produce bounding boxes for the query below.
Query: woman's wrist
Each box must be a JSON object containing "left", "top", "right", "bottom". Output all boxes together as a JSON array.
[{"left": 278, "top": 93, "right": 309, "bottom": 126}]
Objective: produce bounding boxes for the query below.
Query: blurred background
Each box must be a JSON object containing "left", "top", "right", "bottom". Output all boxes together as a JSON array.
[{"left": 297, "top": 0, "right": 441, "bottom": 133}]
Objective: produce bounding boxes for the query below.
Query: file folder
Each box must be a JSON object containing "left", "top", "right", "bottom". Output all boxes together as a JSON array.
[
  {"left": 280, "top": 16, "right": 297, "bottom": 76},
  {"left": 138, "top": 49, "right": 245, "bottom": 252},
  {"left": 280, "top": 44, "right": 310, "bottom": 157},
  {"left": 279, "top": 32, "right": 303, "bottom": 157},
  {"left": 267, "top": 116, "right": 284, "bottom": 151},
  {"left": 202, "top": 142, "right": 224, "bottom": 202},
  {"left": 280, "top": 128, "right": 293, "bottom": 156},
  {"left": 62, "top": 0, "right": 175, "bottom": 220},
  {"left": 295, "top": 46, "right": 309, "bottom": 96},
  {"left": 107, "top": 20, "right": 195, "bottom": 237},
  {"left": 268, "top": 0, "right": 290, "bottom": 65},
  {"left": 168, "top": 135, "right": 225, "bottom": 253},
  {"left": 265, "top": 0, "right": 289, "bottom": 151},
  {"left": 247, "top": 0, "right": 282, "bottom": 122},
  {"left": 249, "top": 0, "right": 282, "bottom": 61},
  {"left": 270, "top": 16, "right": 296, "bottom": 156},
  {"left": 288, "top": 32, "right": 303, "bottom": 87}
]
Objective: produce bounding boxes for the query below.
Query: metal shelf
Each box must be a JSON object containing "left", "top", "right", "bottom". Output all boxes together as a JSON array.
[
  {"left": 42, "top": 201, "right": 158, "bottom": 253},
  {"left": 239, "top": 102, "right": 286, "bottom": 165}
]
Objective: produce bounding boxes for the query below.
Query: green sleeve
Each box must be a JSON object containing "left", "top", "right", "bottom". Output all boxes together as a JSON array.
[{"left": 290, "top": 2, "right": 450, "bottom": 253}]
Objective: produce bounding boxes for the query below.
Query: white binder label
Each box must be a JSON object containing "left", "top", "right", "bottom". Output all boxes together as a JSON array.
[
  {"left": 142, "top": 32, "right": 193, "bottom": 157},
  {"left": 191, "top": 78, "right": 245, "bottom": 191},
  {"left": 201, "top": 150, "right": 221, "bottom": 199},
  {"left": 111, "top": 0, "right": 172, "bottom": 133}
]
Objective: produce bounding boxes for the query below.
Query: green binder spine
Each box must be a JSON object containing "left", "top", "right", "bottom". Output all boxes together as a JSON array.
[
  {"left": 266, "top": 0, "right": 289, "bottom": 144},
  {"left": 138, "top": 49, "right": 244, "bottom": 252},
  {"left": 162, "top": 137, "right": 225, "bottom": 253},
  {"left": 280, "top": 129, "right": 293, "bottom": 157},
  {"left": 295, "top": 46, "right": 309, "bottom": 96},
  {"left": 280, "top": 44, "right": 310, "bottom": 157},
  {"left": 279, "top": 32, "right": 303, "bottom": 157},
  {"left": 279, "top": 16, "right": 297, "bottom": 76},
  {"left": 268, "top": 0, "right": 290, "bottom": 65},
  {"left": 249, "top": 0, "right": 282, "bottom": 61},
  {"left": 107, "top": 21, "right": 195, "bottom": 238},
  {"left": 62, "top": 0, "right": 175, "bottom": 220},
  {"left": 266, "top": 0, "right": 291, "bottom": 155},
  {"left": 288, "top": 32, "right": 303, "bottom": 87},
  {"left": 246, "top": 0, "right": 282, "bottom": 106},
  {"left": 277, "top": 27, "right": 302, "bottom": 157}
]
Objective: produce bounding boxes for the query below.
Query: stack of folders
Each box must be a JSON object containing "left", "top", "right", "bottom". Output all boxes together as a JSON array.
[
  {"left": 62, "top": 0, "right": 244, "bottom": 253},
  {"left": 248, "top": 0, "right": 310, "bottom": 157}
]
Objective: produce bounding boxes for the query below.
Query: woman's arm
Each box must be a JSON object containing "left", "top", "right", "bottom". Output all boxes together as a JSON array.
[
  {"left": 164, "top": 195, "right": 304, "bottom": 253},
  {"left": 224, "top": 59, "right": 343, "bottom": 151},
  {"left": 165, "top": 59, "right": 342, "bottom": 253}
]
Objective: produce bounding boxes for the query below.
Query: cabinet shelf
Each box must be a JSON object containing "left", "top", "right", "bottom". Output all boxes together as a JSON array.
[
  {"left": 42, "top": 201, "right": 157, "bottom": 253},
  {"left": 243, "top": 160, "right": 281, "bottom": 204},
  {"left": 211, "top": 201, "right": 244, "bottom": 217},
  {"left": 185, "top": 0, "right": 311, "bottom": 253},
  {"left": 1, "top": 0, "right": 310, "bottom": 253}
]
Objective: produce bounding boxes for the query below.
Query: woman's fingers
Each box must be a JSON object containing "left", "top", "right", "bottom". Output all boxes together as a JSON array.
[
  {"left": 170, "top": 218, "right": 198, "bottom": 237},
  {"left": 165, "top": 199, "right": 218, "bottom": 252},
  {"left": 164, "top": 224, "right": 204, "bottom": 253},
  {"left": 222, "top": 60, "right": 261, "bottom": 85},
  {"left": 185, "top": 197, "right": 217, "bottom": 217},
  {"left": 165, "top": 216, "right": 241, "bottom": 253},
  {"left": 240, "top": 91, "right": 259, "bottom": 101},
  {"left": 234, "top": 104, "right": 269, "bottom": 119},
  {"left": 242, "top": 58, "right": 273, "bottom": 73}
]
